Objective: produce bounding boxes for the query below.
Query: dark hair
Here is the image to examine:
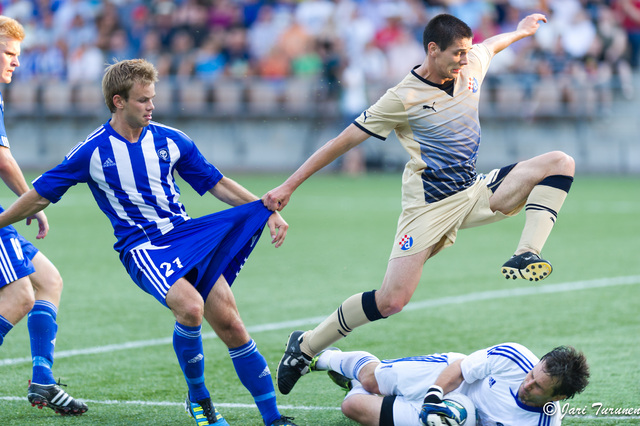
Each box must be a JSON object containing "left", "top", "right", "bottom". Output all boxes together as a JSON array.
[
  {"left": 540, "top": 346, "right": 590, "bottom": 399},
  {"left": 422, "top": 14, "right": 473, "bottom": 53}
]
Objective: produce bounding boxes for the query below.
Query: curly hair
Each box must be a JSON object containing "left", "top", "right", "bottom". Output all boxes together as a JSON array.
[
  {"left": 102, "top": 59, "right": 159, "bottom": 113},
  {"left": 541, "top": 346, "right": 590, "bottom": 399}
]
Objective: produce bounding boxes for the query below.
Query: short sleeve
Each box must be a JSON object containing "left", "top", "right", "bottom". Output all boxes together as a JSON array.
[{"left": 353, "top": 89, "right": 407, "bottom": 141}]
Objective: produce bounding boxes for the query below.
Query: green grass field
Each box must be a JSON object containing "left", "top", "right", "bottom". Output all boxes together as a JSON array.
[{"left": 0, "top": 173, "right": 638, "bottom": 425}]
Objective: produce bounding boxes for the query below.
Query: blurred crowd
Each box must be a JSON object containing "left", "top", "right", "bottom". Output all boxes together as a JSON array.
[{"left": 2, "top": 0, "right": 638, "bottom": 109}]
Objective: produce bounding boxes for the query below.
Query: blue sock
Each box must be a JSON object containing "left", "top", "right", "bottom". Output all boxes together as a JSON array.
[
  {"left": 0, "top": 314, "right": 13, "bottom": 346},
  {"left": 27, "top": 300, "right": 58, "bottom": 384},
  {"left": 173, "top": 322, "right": 209, "bottom": 402},
  {"left": 229, "top": 339, "right": 281, "bottom": 425}
]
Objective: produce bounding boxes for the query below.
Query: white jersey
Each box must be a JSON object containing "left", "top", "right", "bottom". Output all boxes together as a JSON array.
[
  {"left": 364, "top": 343, "right": 561, "bottom": 426},
  {"left": 459, "top": 343, "right": 561, "bottom": 426}
]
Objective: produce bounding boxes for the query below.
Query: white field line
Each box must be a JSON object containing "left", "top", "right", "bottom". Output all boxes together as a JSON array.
[
  {"left": 1, "top": 396, "right": 638, "bottom": 421},
  {"left": 0, "top": 396, "right": 340, "bottom": 411},
  {"left": 1, "top": 275, "right": 639, "bottom": 368}
]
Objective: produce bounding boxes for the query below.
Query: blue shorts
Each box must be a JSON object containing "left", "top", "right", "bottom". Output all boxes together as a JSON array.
[
  {"left": 121, "top": 200, "right": 272, "bottom": 307},
  {"left": 0, "top": 225, "right": 39, "bottom": 288}
]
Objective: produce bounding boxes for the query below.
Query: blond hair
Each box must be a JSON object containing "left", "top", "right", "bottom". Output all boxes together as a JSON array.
[
  {"left": 0, "top": 16, "right": 25, "bottom": 44},
  {"left": 102, "top": 59, "right": 159, "bottom": 113}
]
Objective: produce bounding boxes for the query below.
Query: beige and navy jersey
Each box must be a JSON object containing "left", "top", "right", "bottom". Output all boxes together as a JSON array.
[{"left": 354, "top": 44, "right": 493, "bottom": 207}]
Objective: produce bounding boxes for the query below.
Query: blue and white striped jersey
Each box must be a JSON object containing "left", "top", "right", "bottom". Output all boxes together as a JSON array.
[
  {"left": 33, "top": 120, "right": 223, "bottom": 253},
  {"left": 459, "top": 343, "right": 561, "bottom": 426}
]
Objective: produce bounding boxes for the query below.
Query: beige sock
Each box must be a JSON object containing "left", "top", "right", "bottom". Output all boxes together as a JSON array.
[
  {"left": 300, "top": 293, "right": 371, "bottom": 357},
  {"left": 516, "top": 184, "right": 568, "bottom": 255}
]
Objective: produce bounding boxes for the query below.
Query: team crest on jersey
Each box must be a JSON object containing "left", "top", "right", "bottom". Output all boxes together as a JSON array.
[
  {"left": 398, "top": 234, "right": 413, "bottom": 251},
  {"left": 468, "top": 77, "right": 478, "bottom": 93},
  {"left": 157, "top": 148, "right": 170, "bottom": 162}
]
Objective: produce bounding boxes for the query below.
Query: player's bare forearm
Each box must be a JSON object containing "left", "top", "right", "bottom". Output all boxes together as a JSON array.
[
  {"left": 209, "top": 176, "right": 259, "bottom": 207},
  {"left": 483, "top": 13, "right": 547, "bottom": 55},
  {"left": 262, "top": 124, "right": 368, "bottom": 211},
  {"left": 0, "top": 146, "right": 31, "bottom": 197},
  {"left": 433, "top": 359, "right": 465, "bottom": 395},
  {"left": 0, "top": 188, "right": 50, "bottom": 229}
]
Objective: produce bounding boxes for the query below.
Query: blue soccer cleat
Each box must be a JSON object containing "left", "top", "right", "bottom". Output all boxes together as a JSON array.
[{"left": 185, "top": 395, "right": 229, "bottom": 425}]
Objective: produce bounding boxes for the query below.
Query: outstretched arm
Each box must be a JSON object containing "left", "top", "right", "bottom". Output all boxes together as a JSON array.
[
  {"left": 262, "top": 123, "right": 370, "bottom": 211},
  {"left": 0, "top": 147, "right": 51, "bottom": 238},
  {"left": 208, "top": 176, "right": 289, "bottom": 247},
  {"left": 0, "top": 188, "right": 51, "bottom": 238},
  {"left": 482, "top": 13, "right": 547, "bottom": 55}
]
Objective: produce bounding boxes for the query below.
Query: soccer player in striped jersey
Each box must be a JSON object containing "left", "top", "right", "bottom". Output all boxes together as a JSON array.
[
  {"left": 0, "top": 16, "right": 87, "bottom": 416},
  {"left": 0, "top": 59, "right": 296, "bottom": 426},
  {"left": 263, "top": 13, "right": 576, "bottom": 395},
  {"left": 309, "top": 343, "right": 589, "bottom": 426}
]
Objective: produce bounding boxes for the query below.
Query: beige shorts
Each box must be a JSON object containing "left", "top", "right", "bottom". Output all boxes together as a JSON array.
[{"left": 390, "top": 168, "right": 525, "bottom": 260}]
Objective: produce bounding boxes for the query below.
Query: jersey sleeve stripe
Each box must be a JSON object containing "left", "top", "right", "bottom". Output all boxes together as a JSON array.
[
  {"left": 488, "top": 345, "right": 535, "bottom": 373},
  {"left": 353, "top": 121, "right": 386, "bottom": 140}
]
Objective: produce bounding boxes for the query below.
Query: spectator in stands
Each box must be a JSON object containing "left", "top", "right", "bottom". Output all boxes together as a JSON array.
[
  {"left": 222, "top": 24, "right": 252, "bottom": 78},
  {"left": 247, "top": 5, "right": 286, "bottom": 61},
  {"left": 617, "top": 0, "right": 640, "bottom": 69},
  {"left": 67, "top": 41, "right": 104, "bottom": 83},
  {"left": 194, "top": 32, "right": 227, "bottom": 82},
  {"left": 595, "top": 5, "right": 634, "bottom": 99},
  {"left": 163, "top": 29, "right": 196, "bottom": 78}
]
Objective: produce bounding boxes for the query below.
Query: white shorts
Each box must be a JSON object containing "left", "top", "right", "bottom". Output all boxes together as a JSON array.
[{"left": 345, "top": 352, "right": 467, "bottom": 426}]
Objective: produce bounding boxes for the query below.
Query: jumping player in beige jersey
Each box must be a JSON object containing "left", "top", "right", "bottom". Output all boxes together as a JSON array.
[{"left": 262, "top": 13, "right": 575, "bottom": 396}]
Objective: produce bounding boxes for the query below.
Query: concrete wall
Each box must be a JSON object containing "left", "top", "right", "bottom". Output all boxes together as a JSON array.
[{"left": 6, "top": 90, "right": 639, "bottom": 176}]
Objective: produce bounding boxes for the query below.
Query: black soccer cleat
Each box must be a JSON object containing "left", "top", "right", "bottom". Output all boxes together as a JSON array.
[
  {"left": 185, "top": 395, "right": 229, "bottom": 426},
  {"left": 277, "top": 330, "right": 311, "bottom": 395},
  {"left": 501, "top": 252, "right": 552, "bottom": 282},
  {"left": 27, "top": 380, "right": 88, "bottom": 416},
  {"left": 267, "top": 415, "right": 298, "bottom": 425}
]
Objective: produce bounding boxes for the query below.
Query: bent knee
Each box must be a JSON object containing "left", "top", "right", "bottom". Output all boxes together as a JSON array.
[
  {"left": 547, "top": 151, "right": 575, "bottom": 176},
  {"left": 4, "top": 282, "right": 36, "bottom": 320},
  {"left": 341, "top": 397, "right": 360, "bottom": 421},
  {"left": 176, "top": 303, "right": 204, "bottom": 326},
  {"left": 360, "top": 375, "right": 380, "bottom": 395}
]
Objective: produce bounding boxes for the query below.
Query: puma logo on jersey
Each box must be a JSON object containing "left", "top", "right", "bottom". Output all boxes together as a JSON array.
[{"left": 423, "top": 102, "right": 436, "bottom": 112}]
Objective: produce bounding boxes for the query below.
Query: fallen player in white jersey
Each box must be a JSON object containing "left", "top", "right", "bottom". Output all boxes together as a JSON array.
[{"left": 309, "top": 342, "right": 589, "bottom": 426}]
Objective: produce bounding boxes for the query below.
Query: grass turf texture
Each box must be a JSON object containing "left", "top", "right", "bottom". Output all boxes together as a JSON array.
[{"left": 0, "top": 173, "right": 638, "bottom": 425}]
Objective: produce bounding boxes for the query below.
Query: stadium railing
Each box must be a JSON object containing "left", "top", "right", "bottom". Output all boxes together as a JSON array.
[{"left": 0, "top": 76, "right": 619, "bottom": 121}]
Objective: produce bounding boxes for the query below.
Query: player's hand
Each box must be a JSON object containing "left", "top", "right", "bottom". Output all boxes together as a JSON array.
[
  {"left": 517, "top": 13, "right": 547, "bottom": 37},
  {"left": 419, "top": 386, "right": 461, "bottom": 426},
  {"left": 26, "top": 210, "right": 49, "bottom": 239},
  {"left": 262, "top": 185, "right": 291, "bottom": 212},
  {"left": 267, "top": 211, "right": 288, "bottom": 248}
]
